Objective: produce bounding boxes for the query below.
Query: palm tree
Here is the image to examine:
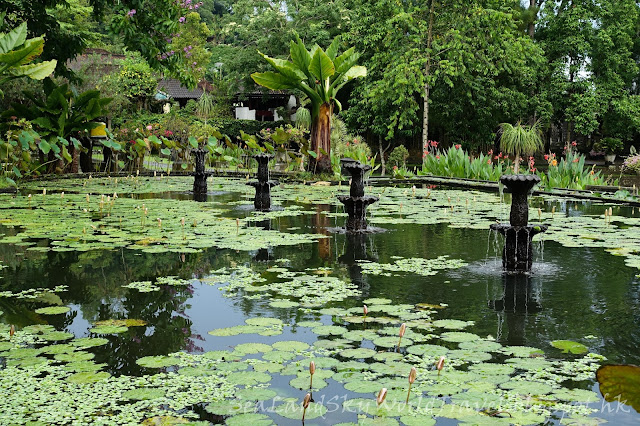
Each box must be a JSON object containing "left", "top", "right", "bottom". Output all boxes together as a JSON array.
[
  {"left": 251, "top": 34, "right": 366, "bottom": 173},
  {"left": 499, "top": 121, "right": 544, "bottom": 173}
]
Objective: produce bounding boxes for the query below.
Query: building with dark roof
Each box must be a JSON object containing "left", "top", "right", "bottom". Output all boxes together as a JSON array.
[{"left": 157, "top": 79, "right": 206, "bottom": 107}]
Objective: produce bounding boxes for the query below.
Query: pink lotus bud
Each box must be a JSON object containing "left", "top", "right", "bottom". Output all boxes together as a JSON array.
[
  {"left": 363, "top": 305, "right": 368, "bottom": 316},
  {"left": 303, "top": 393, "right": 311, "bottom": 409},
  {"left": 409, "top": 367, "right": 417, "bottom": 384},
  {"left": 376, "top": 388, "right": 387, "bottom": 405},
  {"left": 309, "top": 361, "right": 316, "bottom": 376},
  {"left": 399, "top": 323, "right": 407, "bottom": 338},
  {"left": 436, "top": 356, "right": 445, "bottom": 372}
]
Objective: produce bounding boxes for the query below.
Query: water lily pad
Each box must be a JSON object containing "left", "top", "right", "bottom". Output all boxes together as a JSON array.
[
  {"left": 262, "top": 350, "right": 298, "bottom": 362},
  {"left": 234, "top": 342, "right": 273, "bottom": 355},
  {"left": 551, "top": 340, "right": 588, "bottom": 354},
  {"left": 7, "top": 356, "right": 49, "bottom": 367},
  {"left": 340, "top": 348, "right": 377, "bottom": 359},
  {"left": 500, "top": 380, "right": 555, "bottom": 395},
  {"left": 440, "top": 332, "right": 481, "bottom": 343},
  {"left": 227, "top": 371, "right": 271, "bottom": 385},
  {"left": 136, "top": 355, "right": 181, "bottom": 368},
  {"left": 63, "top": 361, "right": 106, "bottom": 372},
  {"left": 432, "top": 319, "right": 473, "bottom": 330},
  {"left": 35, "top": 306, "right": 71, "bottom": 315},
  {"left": 41, "top": 344, "right": 76, "bottom": 355},
  {"left": 235, "top": 387, "right": 277, "bottom": 401},
  {"left": 399, "top": 414, "right": 436, "bottom": 426},
  {"left": 597, "top": 364, "right": 640, "bottom": 413},
  {"left": 226, "top": 413, "right": 274, "bottom": 426},
  {"left": 6, "top": 348, "right": 43, "bottom": 358},
  {"left": 205, "top": 399, "right": 256, "bottom": 416},
  {"left": 289, "top": 375, "right": 328, "bottom": 390},
  {"left": 90, "top": 325, "right": 129, "bottom": 334},
  {"left": 54, "top": 351, "right": 95, "bottom": 362},
  {"left": 245, "top": 317, "right": 283, "bottom": 327},
  {"left": 42, "top": 331, "right": 75, "bottom": 341},
  {"left": 67, "top": 371, "right": 111, "bottom": 383},
  {"left": 372, "top": 336, "right": 413, "bottom": 348},
  {"left": 458, "top": 340, "right": 503, "bottom": 352},
  {"left": 407, "top": 344, "right": 446, "bottom": 357},
  {"left": 271, "top": 340, "right": 310, "bottom": 352},
  {"left": 202, "top": 350, "right": 241, "bottom": 361},
  {"left": 312, "top": 325, "right": 348, "bottom": 336},
  {"left": 269, "top": 300, "right": 299, "bottom": 308},
  {"left": 122, "top": 387, "right": 166, "bottom": 400},
  {"left": 70, "top": 337, "right": 110, "bottom": 348},
  {"left": 500, "top": 345, "right": 544, "bottom": 357},
  {"left": 274, "top": 401, "right": 327, "bottom": 420}
]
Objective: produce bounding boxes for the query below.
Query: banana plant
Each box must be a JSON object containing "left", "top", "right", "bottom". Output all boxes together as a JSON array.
[
  {"left": 0, "top": 16, "right": 57, "bottom": 98},
  {"left": 251, "top": 34, "right": 366, "bottom": 173},
  {"left": 6, "top": 78, "right": 111, "bottom": 171}
]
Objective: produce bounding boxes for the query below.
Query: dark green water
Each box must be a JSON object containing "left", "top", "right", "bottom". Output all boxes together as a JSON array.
[{"left": 1, "top": 185, "right": 639, "bottom": 424}]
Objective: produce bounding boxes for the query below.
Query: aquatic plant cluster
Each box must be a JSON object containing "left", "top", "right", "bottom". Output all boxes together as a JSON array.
[{"left": 0, "top": 176, "right": 636, "bottom": 424}]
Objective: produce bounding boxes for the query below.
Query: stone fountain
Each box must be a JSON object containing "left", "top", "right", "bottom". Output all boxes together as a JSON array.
[
  {"left": 490, "top": 174, "right": 548, "bottom": 272},
  {"left": 337, "top": 160, "right": 378, "bottom": 232},
  {"left": 192, "top": 148, "right": 211, "bottom": 202},
  {"left": 247, "top": 153, "right": 278, "bottom": 211}
]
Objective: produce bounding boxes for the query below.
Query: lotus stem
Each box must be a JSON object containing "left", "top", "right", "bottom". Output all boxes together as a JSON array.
[
  {"left": 436, "top": 356, "right": 445, "bottom": 376},
  {"left": 406, "top": 367, "right": 417, "bottom": 404},
  {"left": 309, "top": 361, "right": 315, "bottom": 389},
  {"left": 302, "top": 392, "right": 311, "bottom": 423},
  {"left": 397, "top": 323, "right": 407, "bottom": 351}
]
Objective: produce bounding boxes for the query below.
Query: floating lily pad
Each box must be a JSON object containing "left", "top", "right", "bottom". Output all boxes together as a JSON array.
[
  {"left": 500, "top": 380, "right": 555, "bottom": 395},
  {"left": 90, "top": 325, "right": 129, "bottom": 334},
  {"left": 551, "top": 340, "right": 588, "bottom": 354},
  {"left": 67, "top": 371, "right": 111, "bottom": 383},
  {"left": 343, "top": 380, "right": 384, "bottom": 393},
  {"left": 54, "top": 351, "right": 95, "bottom": 362},
  {"left": 312, "top": 325, "right": 347, "bottom": 336},
  {"left": 235, "top": 387, "right": 277, "bottom": 401},
  {"left": 35, "top": 306, "right": 71, "bottom": 315},
  {"left": 289, "top": 375, "right": 328, "bottom": 390},
  {"left": 372, "top": 336, "right": 413, "bottom": 348},
  {"left": 136, "top": 355, "right": 181, "bottom": 368},
  {"left": 245, "top": 317, "right": 283, "bottom": 327},
  {"left": 271, "top": 340, "right": 309, "bottom": 352},
  {"left": 71, "top": 337, "right": 109, "bottom": 348},
  {"left": 597, "top": 364, "right": 640, "bottom": 413},
  {"left": 226, "top": 413, "right": 274, "bottom": 426},
  {"left": 269, "top": 300, "right": 299, "bottom": 308},
  {"left": 274, "top": 401, "right": 327, "bottom": 420},
  {"left": 202, "top": 350, "right": 241, "bottom": 361},
  {"left": 122, "top": 388, "right": 166, "bottom": 400},
  {"left": 440, "top": 332, "right": 481, "bottom": 343},
  {"left": 432, "top": 319, "right": 473, "bottom": 330},
  {"left": 262, "top": 350, "right": 298, "bottom": 362},
  {"left": 42, "top": 331, "right": 74, "bottom": 341},
  {"left": 234, "top": 342, "right": 273, "bottom": 355},
  {"left": 205, "top": 400, "right": 256, "bottom": 416},
  {"left": 227, "top": 371, "right": 271, "bottom": 386},
  {"left": 339, "top": 348, "right": 377, "bottom": 359}
]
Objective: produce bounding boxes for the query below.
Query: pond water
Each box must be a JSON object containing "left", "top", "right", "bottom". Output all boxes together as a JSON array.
[{"left": 0, "top": 176, "right": 639, "bottom": 425}]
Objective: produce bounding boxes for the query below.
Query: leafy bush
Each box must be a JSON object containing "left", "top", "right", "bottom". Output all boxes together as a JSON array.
[
  {"left": 212, "top": 118, "right": 283, "bottom": 142},
  {"left": 418, "top": 145, "right": 513, "bottom": 181},
  {"left": 539, "top": 151, "right": 613, "bottom": 190},
  {"left": 594, "top": 137, "right": 623, "bottom": 155},
  {"left": 623, "top": 155, "right": 640, "bottom": 174},
  {"left": 388, "top": 145, "right": 409, "bottom": 168}
]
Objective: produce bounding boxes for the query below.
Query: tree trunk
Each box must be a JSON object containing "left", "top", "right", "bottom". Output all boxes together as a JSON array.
[
  {"left": 79, "top": 137, "right": 93, "bottom": 173},
  {"left": 528, "top": 0, "right": 536, "bottom": 39},
  {"left": 310, "top": 102, "right": 332, "bottom": 174},
  {"left": 378, "top": 135, "right": 386, "bottom": 176},
  {"left": 422, "top": 0, "right": 436, "bottom": 155}
]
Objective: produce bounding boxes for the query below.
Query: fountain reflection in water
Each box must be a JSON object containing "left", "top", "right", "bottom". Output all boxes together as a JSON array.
[
  {"left": 247, "top": 153, "right": 278, "bottom": 211},
  {"left": 490, "top": 174, "right": 548, "bottom": 272}
]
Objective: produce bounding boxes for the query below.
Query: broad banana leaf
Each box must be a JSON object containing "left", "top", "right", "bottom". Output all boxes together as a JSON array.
[{"left": 0, "top": 23, "right": 27, "bottom": 54}]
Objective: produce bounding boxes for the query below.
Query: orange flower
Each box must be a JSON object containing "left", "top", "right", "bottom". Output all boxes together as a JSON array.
[{"left": 551, "top": 159, "right": 558, "bottom": 166}]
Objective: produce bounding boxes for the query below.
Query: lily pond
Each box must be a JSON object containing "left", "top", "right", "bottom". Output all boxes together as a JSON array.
[{"left": 1, "top": 175, "right": 639, "bottom": 425}]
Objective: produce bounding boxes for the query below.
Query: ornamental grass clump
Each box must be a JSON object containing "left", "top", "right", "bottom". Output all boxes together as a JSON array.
[{"left": 499, "top": 120, "right": 544, "bottom": 173}]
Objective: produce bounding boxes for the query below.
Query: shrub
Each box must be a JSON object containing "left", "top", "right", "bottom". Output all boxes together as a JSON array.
[{"left": 388, "top": 145, "right": 409, "bottom": 168}]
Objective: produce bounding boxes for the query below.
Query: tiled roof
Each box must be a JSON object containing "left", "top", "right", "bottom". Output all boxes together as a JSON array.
[{"left": 157, "top": 79, "right": 204, "bottom": 99}]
